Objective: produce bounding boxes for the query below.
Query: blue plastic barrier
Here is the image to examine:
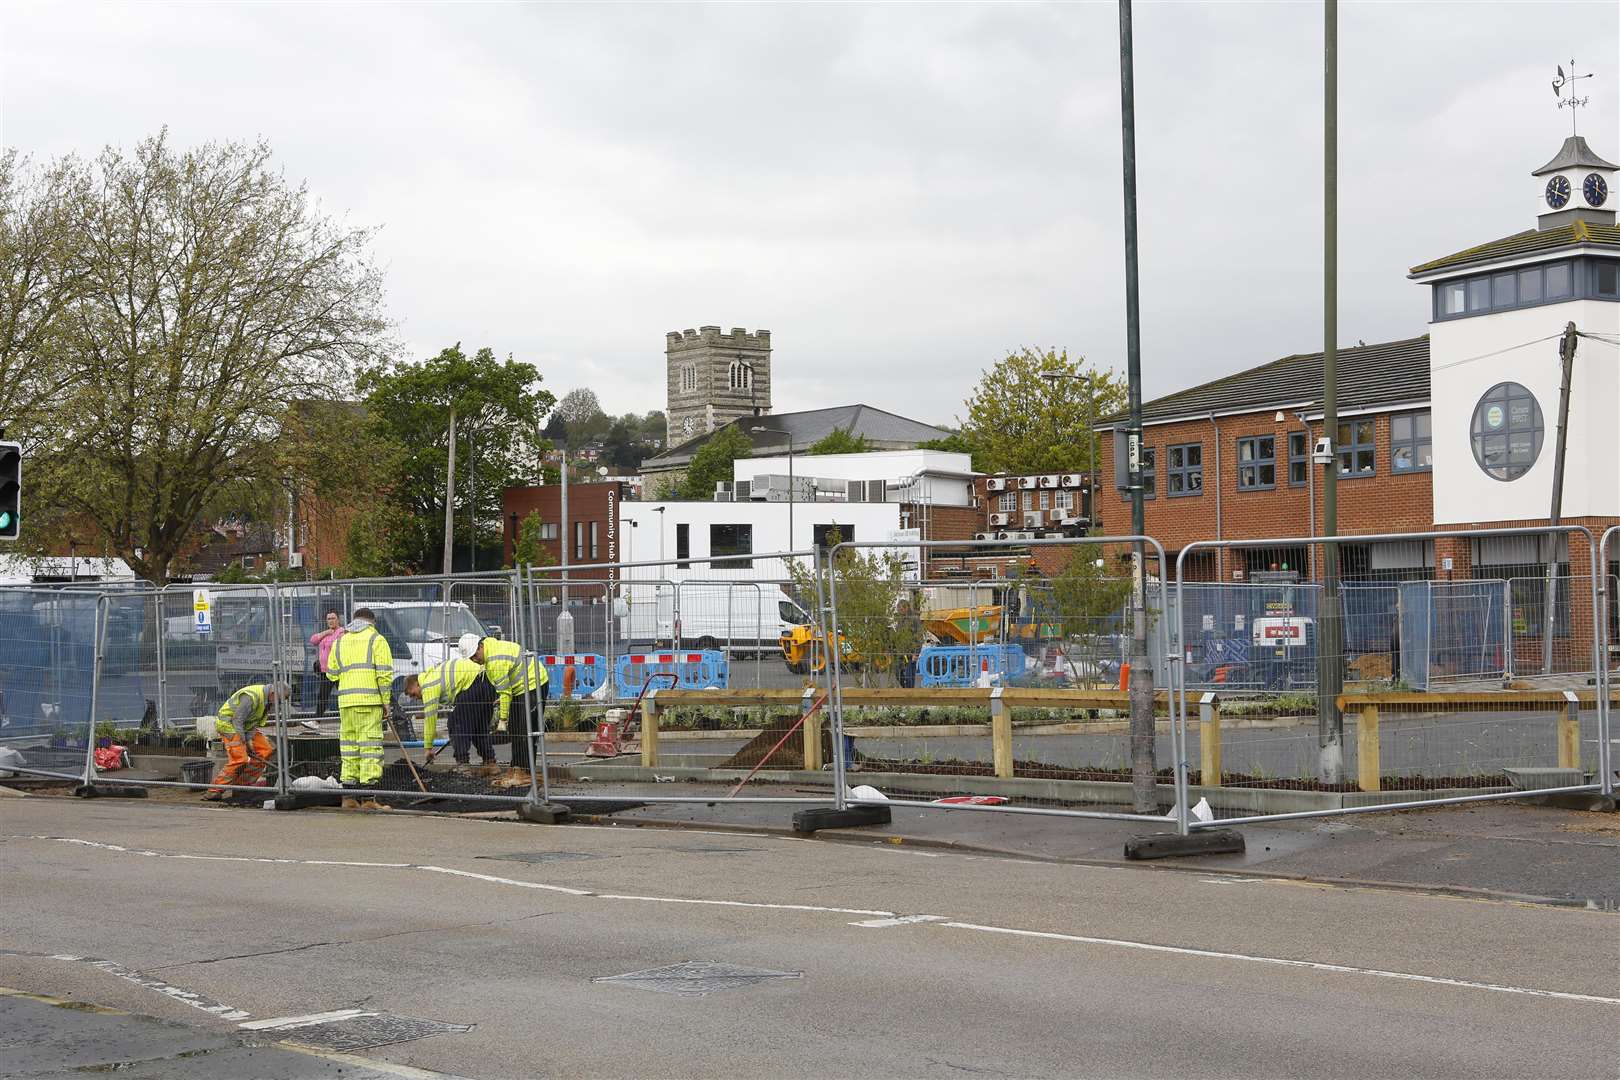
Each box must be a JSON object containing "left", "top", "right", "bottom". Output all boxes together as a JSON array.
[
  {"left": 916, "top": 645, "right": 1027, "bottom": 688},
  {"left": 614, "top": 650, "right": 729, "bottom": 697},
  {"left": 541, "top": 653, "right": 608, "bottom": 699}
]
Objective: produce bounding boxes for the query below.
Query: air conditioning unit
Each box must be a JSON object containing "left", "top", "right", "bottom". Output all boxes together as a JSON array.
[
  {"left": 1059, "top": 516, "right": 1083, "bottom": 527},
  {"left": 715, "top": 481, "right": 732, "bottom": 495},
  {"left": 1017, "top": 476, "right": 1039, "bottom": 490},
  {"left": 1022, "top": 512, "right": 1044, "bottom": 529},
  {"left": 1038, "top": 474, "right": 1061, "bottom": 489},
  {"left": 988, "top": 512, "right": 1010, "bottom": 526},
  {"left": 994, "top": 531, "right": 1012, "bottom": 541},
  {"left": 1011, "top": 531, "right": 1037, "bottom": 541},
  {"left": 712, "top": 491, "right": 733, "bottom": 503},
  {"left": 1046, "top": 508, "right": 1067, "bottom": 523},
  {"left": 1040, "top": 532, "right": 1065, "bottom": 540},
  {"left": 1060, "top": 473, "right": 1085, "bottom": 488},
  {"left": 735, "top": 480, "right": 752, "bottom": 500},
  {"left": 973, "top": 532, "right": 992, "bottom": 541},
  {"left": 846, "top": 480, "right": 867, "bottom": 502},
  {"left": 287, "top": 552, "right": 304, "bottom": 570},
  {"left": 985, "top": 477, "right": 1009, "bottom": 493}
]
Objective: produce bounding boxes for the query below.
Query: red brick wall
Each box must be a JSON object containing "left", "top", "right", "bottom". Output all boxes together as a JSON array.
[{"left": 501, "top": 482, "right": 626, "bottom": 579}]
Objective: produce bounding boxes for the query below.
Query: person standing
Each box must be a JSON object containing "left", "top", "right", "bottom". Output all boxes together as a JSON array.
[
  {"left": 895, "top": 599, "right": 925, "bottom": 690},
  {"left": 203, "top": 681, "right": 290, "bottom": 800},
  {"left": 324, "top": 607, "right": 394, "bottom": 810},
  {"left": 403, "top": 657, "right": 498, "bottom": 770},
  {"left": 309, "top": 610, "right": 343, "bottom": 718},
  {"left": 457, "top": 633, "right": 548, "bottom": 773}
]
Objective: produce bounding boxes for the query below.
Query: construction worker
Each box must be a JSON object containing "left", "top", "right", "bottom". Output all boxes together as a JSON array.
[
  {"left": 403, "top": 656, "right": 498, "bottom": 770},
  {"left": 203, "top": 681, "right": 290, "bottom": 800},
  {"left": 457, "top": 633, "right": 548, "bottom": 773},
  {"left": 324, "top": 607, "right": 394, "bottom": 810}
]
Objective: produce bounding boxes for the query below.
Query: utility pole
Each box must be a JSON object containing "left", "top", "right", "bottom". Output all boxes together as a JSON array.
[
  {"left": 557, "top": 437, "right": 574, "bottom": 655},
  {"left": 1317, "top": 0, "right": 1344, "bottom": 783},
  {"left": 1543, "top": 321, "right": 1578, "bottom": 673},
  {"left": 1118, "top": 0, "right": 1156, "bottom": 814},
  {"left": 443, "top": 405, "right": 457, "bottom": 576}
]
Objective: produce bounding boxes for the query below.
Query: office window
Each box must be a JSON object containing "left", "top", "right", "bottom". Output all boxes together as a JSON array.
[
  {"left": 1022, "top": 491, "right": 1033, "bottom": 510},
  {"left": 1391, "top": 411, "right": 1432, "bottom": 473},
  {"left": 1166, "top": 442, "right": 1202, "bottom": 497},
  {"left": 1518, "top": 267, "right": 1542, "bottom": 303},
  {"left": 1288, "top": 431, "right": 1309, "bottom": 487},
  {"left": 675, "top": 522, "right": 690, "bottom": 568},
  {"left": 1490, "top": 273, "right": 1516, "bottom": 308},
  {"left": 589, "top": 521, "right": 599, "bottom": 560},
  {"left": 1440, "top": 281, "right": 1466, "bottom": 315},
  {"left": 1140, "top": 446, "right": 1156, "bottom": 499},
  {"left": 574, "top": 522, "right": 584, "bottom": 560},
  {"left": 1237, "top": 436, "right": 1275, "bottom": 490},
  {"left": 1337, "top": 419, "right": 1375, "bottom": 477},
  {"left": 1597, "top": 261, "right": 1620, "bottom": 297},
  {"left": 997, "top": 491, "right": 1017, "bottom": 512},
  {"left": 539, "top": 522, "right": 559, "bottom": 541},
  {"left": 814, "top": 524, "right": 853, "bottom": 552},
  {"left": 710, "top": 523, "right": 753, "bottom": 569},
  {"left": 1039, "top": 490, "right": 1050, "bottom": 510},
  {"left": 1054, "top": 489, "right": 1074, "bottom": 511},
  {"left": 1466, "top": 277, "right": 1490, "bottom": 311},
  {"left": 1545, "top": 261, "right": 1572, "bottom": 298}
]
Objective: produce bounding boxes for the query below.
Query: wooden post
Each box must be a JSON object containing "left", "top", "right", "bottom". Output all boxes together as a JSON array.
[
  {"left": 1559, "top": 691, "right": 1580, "bottom": 771},
  {"left": 990, "top": 688, "right": 1012, "bottom": 779},
  {"left": 1356, "top": 702, "right": 1380, "bottom": 793},
  {"left": 801, "top": 687, "right": 822, "bottom": 772},
  {"left": 640, "top": 690, "right": 660, "bottom": 769},
  {"left": 1199, "top": 692, "right": 1221, "bottom": 787}
]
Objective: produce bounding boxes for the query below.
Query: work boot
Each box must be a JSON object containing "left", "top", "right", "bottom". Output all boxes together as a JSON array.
[
  {"left": 341, "top": 796, "right": 361, "bottom": 810},
  {"left": 360, "top": 790, "right": 393, "bottom": 811}
]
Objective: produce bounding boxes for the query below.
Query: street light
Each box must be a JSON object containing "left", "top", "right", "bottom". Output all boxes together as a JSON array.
[
  {"left": 755, "top": 427, "right": 795, "bottom": 550},
  {"left": 1041, "top": 371, "right": 1097, "bottom": 521}
]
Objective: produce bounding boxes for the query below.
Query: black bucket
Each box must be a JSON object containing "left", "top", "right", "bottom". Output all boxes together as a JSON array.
[{"left": 179, "top": 759, "right": 215, "bottom": 786}]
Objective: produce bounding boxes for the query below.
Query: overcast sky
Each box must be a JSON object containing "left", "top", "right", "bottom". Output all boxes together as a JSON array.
[{"left": 3, "top": 2, "right": 1615, "bottom": 426}]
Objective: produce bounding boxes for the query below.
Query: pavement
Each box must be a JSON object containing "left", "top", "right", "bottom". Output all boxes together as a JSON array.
[{"left": 1, "top": 791, "right": 1617, "bottom": 1078}]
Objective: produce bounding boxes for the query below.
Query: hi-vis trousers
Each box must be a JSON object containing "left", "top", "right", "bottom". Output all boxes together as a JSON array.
[
  {"left": 339, "top": 704, "right": 385, "bottom": 785},
  {"left": 209, "top": 726, "right": 273, "bottom": 794}
]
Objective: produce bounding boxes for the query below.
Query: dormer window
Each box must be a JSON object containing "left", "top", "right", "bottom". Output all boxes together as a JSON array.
[{"left": 1430, "top": 258, "right": 1616, "bottom": 321}]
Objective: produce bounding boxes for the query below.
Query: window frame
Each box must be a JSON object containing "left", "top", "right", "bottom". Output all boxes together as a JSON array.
[
  {"left": 1390, "top": 411, "right": 1433, "bottom": 474},
  {"left": 1431, "top": 258, "right": 1610, "bottom": 321},
  {"left": 1336, "top": 418, "right": 1376, "bottom": 479},
  {"left": 709, "top": 522, "right": 754, "bottom": 570},
  {"left": 1165, "top": 441, "right": 1203, "bottom": 498},
  {"left": 675, "top": 522, "right": 691, "bottom": 569},
  {"left": 1236, "top": 435, "right": 1276, "bottom": 491},
  {"left": 1287, "top": 430, "right": 1309, "bottom": 487}
]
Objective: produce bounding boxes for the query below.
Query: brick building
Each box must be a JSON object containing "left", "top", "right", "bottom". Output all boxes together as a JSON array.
[{"left": 501, "top": 481, "right": 628, "bottom": 579}]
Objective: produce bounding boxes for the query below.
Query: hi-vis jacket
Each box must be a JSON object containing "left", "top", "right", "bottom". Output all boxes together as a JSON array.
[
  {"left": 419, "top": 657, "right": 485, "bottom": 746},
  {"left": 479, "top": 637, "right": 549, "bottom": 725},
  {"left": 325, "top": 623, "right": 394, "bottom": 709},
  {"left": 217, "top": 684, "right": 271, "bottom": 736}
]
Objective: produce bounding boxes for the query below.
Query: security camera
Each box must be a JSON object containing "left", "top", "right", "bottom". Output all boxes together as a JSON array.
[{"left": 1312, "top": 437, "right": 1333, "bottom": 465}]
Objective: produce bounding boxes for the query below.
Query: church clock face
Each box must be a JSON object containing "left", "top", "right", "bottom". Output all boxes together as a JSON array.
[
  {"left": 1545, "top": 175, "right": 1571, "bottom": 209},
  {"left": 682, "top": 416, "right": 695, "bottom": 437},
  {"left": 1585, "top": 173, "right": 1609, "bottom": 207}
]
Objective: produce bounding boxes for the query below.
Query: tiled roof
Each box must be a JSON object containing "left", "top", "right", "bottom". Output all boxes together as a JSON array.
[
  {"left": 1102, "top": 336, "right": 1430, "bottom": 428},
  {"left": 641, "top": 404, "right": 951, "bottom": 470},
  {"left": 1409, "top": 220, "right": 1620, "bottom": 276}
]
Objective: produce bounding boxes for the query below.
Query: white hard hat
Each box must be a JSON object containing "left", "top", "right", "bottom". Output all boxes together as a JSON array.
[{"left": 457, "top": 632, "right": 484, "bottom": 659}]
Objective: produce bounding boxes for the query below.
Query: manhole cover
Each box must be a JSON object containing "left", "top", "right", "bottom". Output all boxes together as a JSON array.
[
  {"left": 275, "top": 1013, "right": 471, "bottom": 1051},
  {"left": 477, "top": 851, "right": 613, "bottom": 864},
  {"left": 593, "top": 960, "right": 802, "bottom": 996}
]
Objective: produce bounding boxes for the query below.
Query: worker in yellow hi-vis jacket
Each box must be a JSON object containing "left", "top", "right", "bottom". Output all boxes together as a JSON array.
[
  {"left": 457, "top": 633, "right": 548, "bottom": 771},
  {"left": 403, "top": 656, "right": 498, "bottom": 770},
  {"left": 203, "top": 681, "right": 291, "bottom": 800},
  {"left": 324, "top": 607, "right": 394, "bottom": 810}
]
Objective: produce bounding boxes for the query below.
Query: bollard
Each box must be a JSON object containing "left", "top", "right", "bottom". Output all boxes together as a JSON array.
[
  {"left": 801, "top": 687, "right": 822, "bottom": 772},
  {"left": 990, "top": 687, "right": 1012, "bottom": 780},
  {"left": 641, "top": 689, "right": 661, "bottom": 769},
  {"left": 1559, "top": 691, "right": 1580, "bottom": 771},
  {"left": 1357, "top": 703, "right": 1380, "bottom": 793},
  {"left": 1199, "top": 692, "right": 1221, "bottom": 787}
]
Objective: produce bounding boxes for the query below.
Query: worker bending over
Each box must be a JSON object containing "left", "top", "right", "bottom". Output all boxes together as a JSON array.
[
  {"left": 404, "top": 656, "right": 499, "bottom": 770},
  {"left": 204, "top": 681, "right": 291, "bottom": 800},
  {"left": 457, "top": 633, "right": 548, "bottom": 772},
  {"left": 325, "top": 607, "right": 394, "bottom": 810}
]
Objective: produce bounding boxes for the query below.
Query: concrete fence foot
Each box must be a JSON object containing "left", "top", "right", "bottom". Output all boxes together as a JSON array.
[
  {"left": 1124, "top": 829, "right": 1245, "bottom": 860},
  {"left": 270, "top": 791, "right": 343, "bottom": 811},
  {"left": 516, "top": 801, "right": 572, "bottom": 824},
  {"left": 73, "top": 783, "right": 147, "bottom": 800},
  {"left": 792, "top": 804, "right": 891, "bottom": 834},
  {"left": 1526, "top": 792, "right": 1617, "bottom": 812}
]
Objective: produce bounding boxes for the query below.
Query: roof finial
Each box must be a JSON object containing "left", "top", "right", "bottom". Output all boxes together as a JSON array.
[{"left": 1551, "top": 59, "right": 1593, "bottom": 136}]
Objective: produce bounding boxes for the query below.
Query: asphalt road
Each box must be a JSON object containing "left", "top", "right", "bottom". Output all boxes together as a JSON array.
[{"left": 1, "top": 798, "right": 1616, "bottom": 1079}]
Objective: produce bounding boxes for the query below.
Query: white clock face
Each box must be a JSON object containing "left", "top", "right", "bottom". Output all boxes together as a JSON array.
[{"left": 682, "top": 417, "right": 695, "bottom": 436}]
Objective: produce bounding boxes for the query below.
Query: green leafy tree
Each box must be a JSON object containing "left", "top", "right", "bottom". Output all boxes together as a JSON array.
[
  {"left": 806, "top": 428, "right": 872, "bottom": 456},
  {"left": 960, "top": 348, "right": 1124, "bottom": 476},
  {"left": 510, "top": 510, "right": 556, "bottom": 568},
  {"left": 675, "top": 425, "right": 752, "bottom": 500},
  {"left": 357, "top": 343, "right": 554, "bottom": 572},
  {"left": 787, "top": 531, "right": 922, "bottom": 687},
  {"left": 1032, "top": 547, "right": 1133, "bottom": 685},
  {"left": 344, "top": 504, "right": 414, "bottom": 578}
]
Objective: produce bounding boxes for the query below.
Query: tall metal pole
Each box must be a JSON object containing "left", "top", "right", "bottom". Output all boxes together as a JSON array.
[
  {"left": 1317, "top": 0, "right": 1344, "bottom": 783},
  {"left": 787, "top": 436, "right": 795, "bottom": 549},
  {"left": 1118, "top": 0, "right": 1156, "bottom": 814},
  {"left": 557, "top": 436, "right": 574, "bottom": 654},
  {"left": 1543, "top": 322, "right": 1578, "bottom": 673},
  {"left": 443, "top": 405, "right": 458, "bottom": 575}
]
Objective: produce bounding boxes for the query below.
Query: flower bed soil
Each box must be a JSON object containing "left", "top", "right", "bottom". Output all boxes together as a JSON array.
[{"left": 854, "top": 755, "right": 1510, "bottom": 793}]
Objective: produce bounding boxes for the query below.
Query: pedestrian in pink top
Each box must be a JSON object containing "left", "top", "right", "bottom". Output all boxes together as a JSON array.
[{"left": 310, "top": 610, "right": 344, "bottom": 718}]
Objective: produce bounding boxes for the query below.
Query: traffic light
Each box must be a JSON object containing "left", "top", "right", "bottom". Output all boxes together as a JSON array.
[{"left": 0, "top": 442, "right": 20, "bottom": 540}]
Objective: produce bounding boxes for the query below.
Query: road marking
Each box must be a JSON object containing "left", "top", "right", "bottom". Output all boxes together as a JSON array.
[
  {"left": 939, "top": 922, "right": 1620, "bottom": 1007},
  {"left": 26, "top": 954, "right": 253, "bottom": 1020},
  {"left": 598, "top": 893, "right": 895, "bottom": 917},
  {"left": 850, "top": 914, "right": 948, "bottom": 928},
  {"left": 240, "top": 1008, "right": 371, "bottom": 1030},
  {"left": 417, "top": 865, "right": 593, "bottom": 896}
]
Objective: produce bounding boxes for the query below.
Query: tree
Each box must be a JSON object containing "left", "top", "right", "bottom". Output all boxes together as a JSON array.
[
  {"left": 510, "top": 510, "right": 555, "bottom": 568},
  {"left": 24, "top": 133, "right": 390, "bottom": 582},
  {"left": 358, "top": 344, "right": 554, "bottom": 572},
  {"left": 787, "top": 531, "right": 921, "bottom": 687},
  {"left": 959, "top": 348, "right": 1125, "bottom": 476},
  {"left": 1031, "top": 548, "right": 1133, "bottom": 685},
  {"left": 675, "top": 425, "right": 752, "bottom": 500},
  {"left": 554, "top": 387, "right": 609, "bottom": 444},
  {"left": 806, "top": 428, "right": 872, "bottom": 456}
]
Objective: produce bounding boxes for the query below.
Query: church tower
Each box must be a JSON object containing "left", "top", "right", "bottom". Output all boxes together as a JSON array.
[{"left": 665, "top": 327, "right": 773, "bottom": 447}]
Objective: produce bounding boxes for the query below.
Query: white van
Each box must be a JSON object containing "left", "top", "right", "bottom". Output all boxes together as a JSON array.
[{"left": 616, "top": 583, "right": 809, "bottom": 657}]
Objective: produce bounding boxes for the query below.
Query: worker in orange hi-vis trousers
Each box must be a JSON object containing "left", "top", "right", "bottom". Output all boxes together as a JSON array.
[{"left": 203, "top": 681, "right": 290, "bottom": 800}]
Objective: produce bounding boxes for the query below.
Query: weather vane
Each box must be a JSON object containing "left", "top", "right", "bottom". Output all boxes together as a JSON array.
[{"left": 1551, "top": 60, "right": 1594, "bottom": 136}]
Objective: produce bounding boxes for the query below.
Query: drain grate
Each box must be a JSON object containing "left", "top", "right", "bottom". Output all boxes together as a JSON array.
[
  {"left": 593, "top": 960, "right": 802, "bottom": 996},
  {"left": 274, "top": 1013, "right": 471, "bottom": 1051},
  {"left": 476, "top": 851, "right": 613, "bottom": 864}
]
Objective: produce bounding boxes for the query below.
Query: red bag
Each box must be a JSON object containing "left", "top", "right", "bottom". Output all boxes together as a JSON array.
[{"left": 93, "top": 745, "right": 128, "bottom": 772}]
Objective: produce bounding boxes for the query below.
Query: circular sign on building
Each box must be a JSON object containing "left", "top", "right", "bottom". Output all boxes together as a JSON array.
[{"left": 1470, "top": 382, "right": 1544, "bottom": 481}]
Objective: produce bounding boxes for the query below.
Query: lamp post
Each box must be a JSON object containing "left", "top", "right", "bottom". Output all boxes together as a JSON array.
[{"left": 756, "top": 427, "right": 795, "bottom": 550}]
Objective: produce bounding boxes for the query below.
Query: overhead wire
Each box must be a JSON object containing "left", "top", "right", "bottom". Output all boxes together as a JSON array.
[{"left": 1430, "top": 333, "right": 1564, "bottom": 372}]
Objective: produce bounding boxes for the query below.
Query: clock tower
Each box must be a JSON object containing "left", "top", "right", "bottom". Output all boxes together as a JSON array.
[{"left": 1533, "top": 135, "right": 1617, "bottom": 230}]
